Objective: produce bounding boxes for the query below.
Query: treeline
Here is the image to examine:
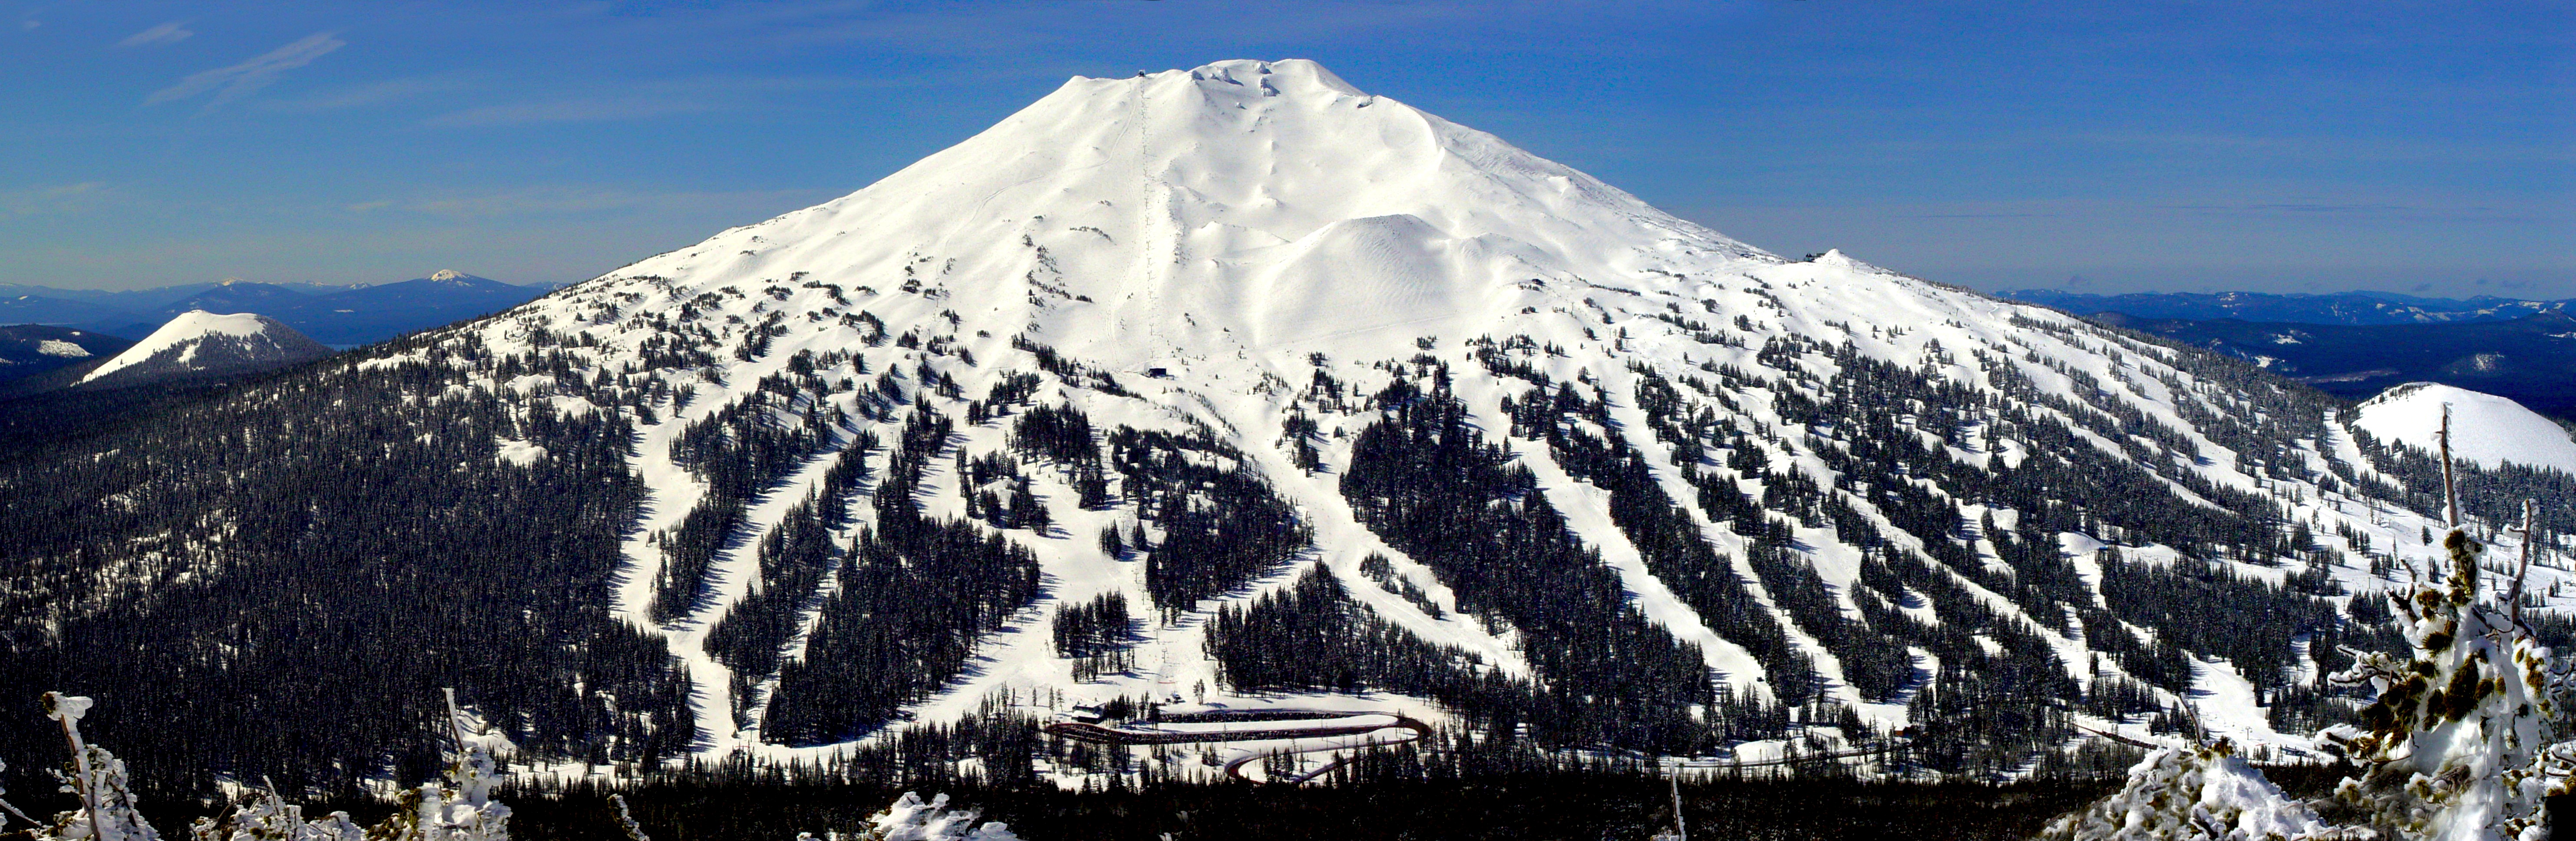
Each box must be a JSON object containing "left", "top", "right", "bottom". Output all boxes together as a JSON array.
[
  {"left": 1053, "top": 594, "right": 1134, "bottom": 683},
  {"left": 703, "top": 427, "right": 875, "bottom": 731},
  {"left": 0, "top": 331, "right": 691, "bottom": 802},
  {"left": 1110, "top": 426, "right": 1310, "bottom": 618},
  {"left": 1502, "top": 367, "right": 1815, "bottom": 706},
  {"left": 1341, "top": 371, "right": 1750, "bottom": 753},
  {"left": 1205, "top": 566, "right": 1519, "bottom": 715},
  {"left": 763, "top": 404, "right": 1043, "bottom": 746},
  {"left": 494, "top": 768, "right": 2119, "bottom": 841},
  {"left": 657, "top": 364, "right": 852, "bottom": 623}
]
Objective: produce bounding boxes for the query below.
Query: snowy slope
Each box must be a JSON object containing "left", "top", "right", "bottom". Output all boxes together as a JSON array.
[
  {"left": 80, "top": 310, "right": 330, "bottom": 386},
  {"left": 2351, "top": 382, "right": 2576, "bottom": 476},
  {"left": 215, "top": 59, "right": 2576, "bottom": 774}
]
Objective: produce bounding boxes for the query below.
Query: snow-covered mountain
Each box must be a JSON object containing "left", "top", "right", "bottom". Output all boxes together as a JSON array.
[
  {"left": 76, "top": 310, "right": 331, "bottom": 387},
  {"left": 2352, "top": 383, "right": 2576, "bottom": 476},
  {"left": 3, "top": 59, "right": 2570, "bottom": 789}
]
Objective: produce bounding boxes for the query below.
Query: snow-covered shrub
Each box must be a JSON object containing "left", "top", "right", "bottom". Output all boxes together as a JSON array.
[
  {"left": 864, "top": 792, "right": 1018, "bottom": 841},
  {"left": 2038, "top": 741, "right": 2358, "bottom": 841},
  {"left": 34, "top": 693, "right": 162, "bottom": 841},
  {"left": 6, "top": 689, "right": 519, "bottom": 841},
  {"left": 0, "top": 759, "right": 36, "bottom": 833},
  {"left": 365, "top": 745, "right": 512, "bottom": 841},
  {"left": 2315, "top": 529, "right": 2573, "bottom": 841},
  {"left": 2048, "top": 514, "right": 2574, "bottom": 841},
  {"left": 790, "top": 792, "right": 1020, "bottom": 841},
  {"left": 185, "top": 790, "right": 364, "bottom": 841},
  {"left": 609, "top": 794, "right": 651, "bottom": 841}
]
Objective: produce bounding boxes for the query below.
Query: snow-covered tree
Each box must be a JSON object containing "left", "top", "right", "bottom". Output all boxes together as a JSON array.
[
  {"left": 2314, "top": 528, "right": 2574, "bottom": 840},
  {"left": 789, "top": 792, "right": 1019, "bottom": 841},
  {"left": 2050, "top": 532, "right": 2574, "bottom": 840},
  {"left": 364, "top": 744, "right": 512, "bottom": 841},
  {"left": 185, "top": 790, "right": 364, "bottom": 841},
  {"left": 2039, "top": 740, "right": 2361, "bottom": 841},
  {"left": 357, "top": 688, "right": 515, "bottom": 841},
  {"left": 2052, "top": 407, "right": 2576, "bottom": 841},
  {"left": 35, "top": 693, "right": 162, "bottom": 841}
]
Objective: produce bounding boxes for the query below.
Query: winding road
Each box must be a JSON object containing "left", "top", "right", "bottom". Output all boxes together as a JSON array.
[{"left": 1042, "top": 709, "right": 1432, "bottom": 782}]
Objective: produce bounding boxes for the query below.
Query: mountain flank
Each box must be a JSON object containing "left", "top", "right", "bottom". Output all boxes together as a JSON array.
[{"left": 0, "top": 59, "right": 2569, "bottom": 798}]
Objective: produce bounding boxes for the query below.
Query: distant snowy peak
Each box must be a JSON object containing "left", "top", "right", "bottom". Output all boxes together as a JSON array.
[
  {"left": 79, "top": 310, "right": 331, "bottom": 386},
  {"left": 423, "top": 269, "right": 496, "bottom": 285},
  {"left": 2353, "top": 382, "right": 2576, "bottom": 475}
]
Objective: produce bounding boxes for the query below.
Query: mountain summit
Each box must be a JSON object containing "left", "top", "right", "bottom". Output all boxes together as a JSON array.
[
  {"left": 77, "top": 310, "right": 330, "bottom": 387},
  {"left": 2352, "top": 382, "right": 2576, "bottom": 475},
  {"left": 3, "top": 60, "right": 2568, "bottom": 789},
  {"left": 615, "top": 58, "right": 1771, "bottom": 363}
]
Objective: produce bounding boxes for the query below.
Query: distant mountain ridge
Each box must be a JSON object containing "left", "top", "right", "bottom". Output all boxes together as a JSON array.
[
  {"left": 2081, "top": 310, "right": 2576, "bottom": 422},
  {"left": 2001, "top": 288, "right": 2573, "bottom": 326},
  {"left": 0, "top": 325, "right": 133, "bottom": 389},
  {"left": 1, "top": 272, "right": 558, "bottom": 346}
]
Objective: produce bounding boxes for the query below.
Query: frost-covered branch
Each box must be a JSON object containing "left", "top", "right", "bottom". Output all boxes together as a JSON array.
[{"left": 2051, "top": 422, "right": 2576, "bottom": 840}]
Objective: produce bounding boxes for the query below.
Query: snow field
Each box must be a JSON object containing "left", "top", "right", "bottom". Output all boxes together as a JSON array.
[{"left": 311, "top": 58, "right": 2576, "bottom": 780}]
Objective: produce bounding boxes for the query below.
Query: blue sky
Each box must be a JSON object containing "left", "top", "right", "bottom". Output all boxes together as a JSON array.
[{"left": 3, "top": 0, "right": 2568, "bottom": 297}]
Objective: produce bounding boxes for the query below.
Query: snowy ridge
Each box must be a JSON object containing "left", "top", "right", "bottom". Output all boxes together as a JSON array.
[
  {"left": 325, "top": 59, "right": 2573, "bottom": 774},
  {"left": 2351, "top": 382, "right": 2576, "bottom": 476},
  {"left": 79, "top": 310, "right": 327, "bottom": 385}
]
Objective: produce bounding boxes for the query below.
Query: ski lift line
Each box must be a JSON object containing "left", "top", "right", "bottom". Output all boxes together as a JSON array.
[
  {"left": 2073, "top": 723, "right": 2163, "bottom": 750},
  {"left": 1132, "top": 72, "right": 1169, "bottom": 356}
]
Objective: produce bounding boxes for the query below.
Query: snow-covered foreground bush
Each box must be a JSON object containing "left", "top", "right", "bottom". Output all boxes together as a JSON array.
[
  {"left": 0, "top": 692, "right": 1024, "bottom": 841},
  {"left": 0, "top": 693, "right": 167, "bottom": 841},
  {"left": 2038, "top": 742, "right": 2358, "bottom": 841},
  {"left": 2048, "top": 523, "right": 2575, "bottom": 840},
  {"left": 2308, "top": 529, "right": 2573, "bottom": 840},
  {"left": 808, "top": 792, "right": 1020, "bottom": 841},
  {"left": 186, "top": 790, "right": 365, "bottom": 841}
]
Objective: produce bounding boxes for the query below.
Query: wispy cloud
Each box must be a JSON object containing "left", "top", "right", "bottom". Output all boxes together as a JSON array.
[
  {"left": 117, "top": 20, "right": 193, "bottom": 47},
  {"left": 423, "top": 97, "right": 712, "bottom": 127},
  {"left": 262, "top": 77, "right": 459, "bottom": 112},
  {"left": 0, "top": 182, "right": 109, "bottom": 216},
  {"left": 145, "top": 32, "right": 345, "bottom": 107}
]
